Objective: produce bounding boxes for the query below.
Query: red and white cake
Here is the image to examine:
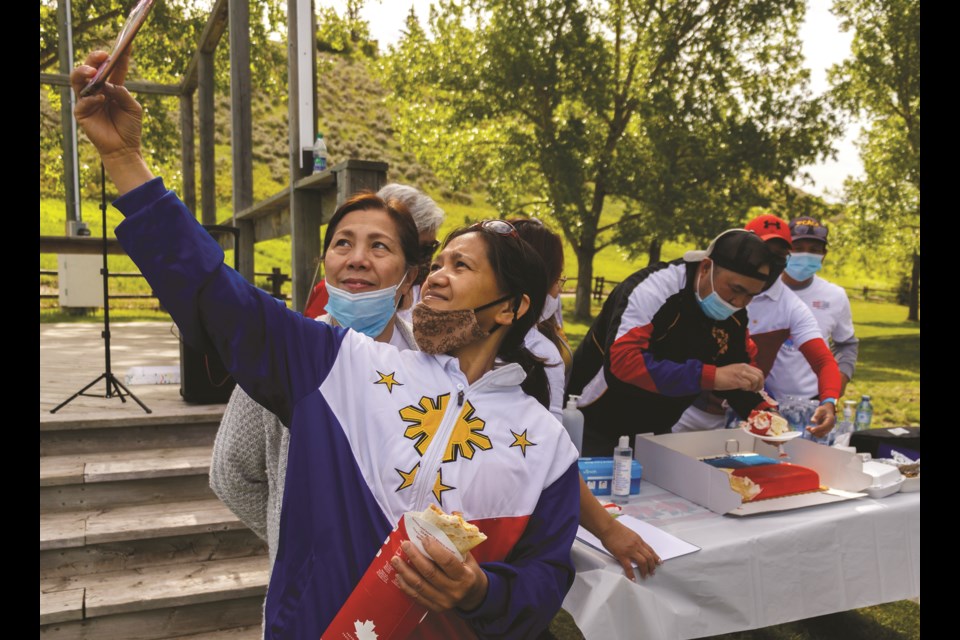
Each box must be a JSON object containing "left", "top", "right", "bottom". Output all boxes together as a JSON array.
[{"left": 728, "top": 463, "right": 820, "bottom": 502}]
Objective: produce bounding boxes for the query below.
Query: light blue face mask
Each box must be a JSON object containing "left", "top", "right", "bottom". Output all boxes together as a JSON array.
[
  {"left": 695, "top": 263, "right": 741, "bottom": 321},
  {"left": 325, "top": 273, "right": 407, "bottom": 338},
  {"left": 784, "top": 252, "right": 824, "bottom": 282}
]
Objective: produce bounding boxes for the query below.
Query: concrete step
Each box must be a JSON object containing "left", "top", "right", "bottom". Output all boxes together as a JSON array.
[
  {"left": 39, "top": 595, "right": 266, "bottom": 640},
  {"left": 40, "top": 555, "right": 269, "bottom": 625},
  {"left": 41, "top": 499, "right": 249, "bottom": 551},
  {"left": 40, "top": 408, "right": 226, "bottom": 434},
  {"left": 167, "top": 626, "right": 263, "bottom": 640},
  {"left": 41, "top": 446, "right": 213, "bottom": 487},
  {"left": 41, "top": 529, "right": 267, "bottom": 580},
  {"left": 42, "top": 474, "right": 218, "bottom": 513},
  {"left": 41, "top": 421, "right": 218, "bottom": 457}
]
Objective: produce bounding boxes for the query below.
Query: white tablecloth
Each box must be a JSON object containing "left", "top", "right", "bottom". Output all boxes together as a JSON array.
[{"left": 563, "top": 482, "right": 920, "bottom": 639}]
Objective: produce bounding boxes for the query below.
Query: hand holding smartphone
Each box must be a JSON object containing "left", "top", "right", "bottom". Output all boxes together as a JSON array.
[{"left": 79, "top": 0, "right": 157, "bottom": 98}]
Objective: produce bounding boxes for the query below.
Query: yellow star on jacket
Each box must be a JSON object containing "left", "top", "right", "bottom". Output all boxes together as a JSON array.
[
  {"left": 395, "top": 462, "right": 419, "bottom": 491},
  {"left": 510, "top": 429, "right": 537, "bottom": 457},
  {"left": 433, "top": 469, "right": 455, "bottom": 504},
  {"left": 374, "top": 370, "right": 403, "bottom": 393}
]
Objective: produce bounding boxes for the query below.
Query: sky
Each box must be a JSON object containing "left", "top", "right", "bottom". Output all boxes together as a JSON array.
[{"left": 319, "top": 0, "right": 865, "bottom": 202}]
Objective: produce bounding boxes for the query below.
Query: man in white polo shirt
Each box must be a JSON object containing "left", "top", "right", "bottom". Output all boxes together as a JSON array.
[
  {"left": 766, "top": 216, "right": 858, "bottom": 406},
  {"left": 673, "top": 214, "right": 841, "bottom": 438}
]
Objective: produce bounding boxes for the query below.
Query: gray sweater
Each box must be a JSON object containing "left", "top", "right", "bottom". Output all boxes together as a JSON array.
[{"left": 208, "top": 316, "right": 417, "bottom": 570}]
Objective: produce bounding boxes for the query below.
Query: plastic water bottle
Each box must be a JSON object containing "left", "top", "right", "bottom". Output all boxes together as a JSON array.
[
  {"left": 612, "top": 435, "right": 632, "bottom": 504},
  {"left": 854, "top": 395, "right": 873, "bottom": 431},
  {"left": 312, "top": 133, "right": 328, "bottom": 174},
  {"left": 832, "top": 400, "right": 856, "bottom": 445},
  {"left": 561, "top": 395, "right": 584, "bottom": 456}
]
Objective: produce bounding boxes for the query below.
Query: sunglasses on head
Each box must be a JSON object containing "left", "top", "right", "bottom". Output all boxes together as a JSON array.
[{"left": 468, "top": 219, "right": 520, "bottom": 239}]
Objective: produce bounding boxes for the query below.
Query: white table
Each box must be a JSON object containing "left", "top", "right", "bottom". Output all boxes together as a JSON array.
[{"left": 563, "top": 481, "right": 920, "bottom": 639}]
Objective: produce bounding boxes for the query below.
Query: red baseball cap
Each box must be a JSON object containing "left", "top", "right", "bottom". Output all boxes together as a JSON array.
[{"left": 745, "top": 214, "right": 792, "bottom": 248}]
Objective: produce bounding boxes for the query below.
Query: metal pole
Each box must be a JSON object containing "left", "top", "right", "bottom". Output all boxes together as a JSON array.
[{"left": 58, "top": 0, "right": 83, "bottom": 228}]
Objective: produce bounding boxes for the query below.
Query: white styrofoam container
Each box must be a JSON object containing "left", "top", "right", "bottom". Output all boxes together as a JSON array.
[{"left": 634, "top": 430, "right": 872, "bottom": 516}]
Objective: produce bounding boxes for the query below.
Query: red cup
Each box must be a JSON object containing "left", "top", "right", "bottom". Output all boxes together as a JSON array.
[{"left": 321, "top": 513, "right": 461, "bottom": 640}]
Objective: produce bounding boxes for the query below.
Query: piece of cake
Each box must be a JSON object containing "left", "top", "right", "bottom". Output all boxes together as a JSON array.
[
  {"left": 729, "top": 463, "right": 820, "bottom": 501},
  {"left": 744, "top": 409, "right": 790, "bottom": 436}
]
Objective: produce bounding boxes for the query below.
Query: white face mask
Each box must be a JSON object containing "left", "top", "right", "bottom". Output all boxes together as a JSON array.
[{"left": 539, "top": 293, "right": 560, "bottom": 323}]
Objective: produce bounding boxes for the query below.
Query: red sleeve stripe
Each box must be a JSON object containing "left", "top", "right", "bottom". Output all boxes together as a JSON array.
[
  {"left": 609, "top": 323, "right": 658, "bottom": 393},
  {"left": 798, "top": 338, "right": 843, "bottom": 400}
]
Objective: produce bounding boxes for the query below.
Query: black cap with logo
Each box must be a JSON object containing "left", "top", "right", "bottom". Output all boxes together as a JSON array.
[{"left": 684, "top": 229, "right": 786, "bottom": 291}]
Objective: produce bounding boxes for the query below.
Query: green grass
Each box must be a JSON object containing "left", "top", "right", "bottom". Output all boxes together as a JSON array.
[{"left": 842, "top": 301, "right": 920, "bottom": 427}]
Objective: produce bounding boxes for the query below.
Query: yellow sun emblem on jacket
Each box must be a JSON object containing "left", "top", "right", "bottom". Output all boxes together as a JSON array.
[{"left": 399, "top": 394, "right": 493, "bottom": 462}]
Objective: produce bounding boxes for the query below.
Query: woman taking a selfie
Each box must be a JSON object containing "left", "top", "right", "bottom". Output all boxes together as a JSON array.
[{"left": 72, "top": 49, "right": 579, "bottom": 640}]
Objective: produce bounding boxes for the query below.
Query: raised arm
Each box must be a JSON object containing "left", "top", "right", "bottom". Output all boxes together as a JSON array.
[{"left": 72, "top": 50, "right": 344, "bottom": 425}]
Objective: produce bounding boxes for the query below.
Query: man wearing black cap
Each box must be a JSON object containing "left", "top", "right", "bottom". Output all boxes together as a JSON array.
[
  {"left": 567, "top": 229, "right": 786, "bottom": 456},
  {"left": 673, "top": 214, "right": 842, "bottom": 438},
  {"left": 766, "top": 216, "right": 858, "bottom": 402}
]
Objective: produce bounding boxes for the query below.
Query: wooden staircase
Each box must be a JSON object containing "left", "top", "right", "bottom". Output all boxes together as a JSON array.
[{"left": 40, "top": 412, "right": 269, "bottom": 639}]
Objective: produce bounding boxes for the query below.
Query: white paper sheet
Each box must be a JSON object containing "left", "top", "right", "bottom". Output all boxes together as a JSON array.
[
  {"left": 576, "top": 515, "right": 700, "bottom": 563},
  {"left": 887, "top": 427, "right": 911, "bottom": 436}
]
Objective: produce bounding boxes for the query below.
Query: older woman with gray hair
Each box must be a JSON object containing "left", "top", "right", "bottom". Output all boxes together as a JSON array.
[{"left": 303, "top": 183, "right": 445, "bottom": 320}]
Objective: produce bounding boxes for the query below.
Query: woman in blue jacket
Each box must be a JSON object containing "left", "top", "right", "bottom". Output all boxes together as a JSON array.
[{"left": 72, "top": 50, "right": 579, "bottom": 639}]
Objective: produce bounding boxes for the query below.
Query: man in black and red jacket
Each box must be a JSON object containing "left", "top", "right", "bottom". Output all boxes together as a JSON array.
[{"left": 567, "top": 229, "right": 786, "bottom": 456}]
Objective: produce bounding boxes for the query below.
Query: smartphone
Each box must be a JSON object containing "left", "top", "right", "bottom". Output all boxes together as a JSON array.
[{"left": 79, "top": 0, "right": 157, "bottom": 98}]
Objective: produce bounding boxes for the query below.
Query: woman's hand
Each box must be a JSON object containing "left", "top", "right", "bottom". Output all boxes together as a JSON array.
[
  {"left": 598, "top": 518, "right": 661, "bottom": 581},
  {"left": 391, "top": 537, "right": 489, "bottom": 612},
  {"left": 71, "top": 49, "right": 153, "bottom": 194}
]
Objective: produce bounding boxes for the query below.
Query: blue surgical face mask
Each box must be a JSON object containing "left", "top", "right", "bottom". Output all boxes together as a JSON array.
[
  {"left": 695, "top": 263, "right": 741, "bottom": 321},
  {"left": 325, "top": 273, "right": 407, "bottom": 338},
  {"left": 784, "top": 252, "right": 823, "bottom": 282}
]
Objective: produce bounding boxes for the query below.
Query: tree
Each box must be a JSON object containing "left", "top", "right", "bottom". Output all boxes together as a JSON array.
[
  {"left": 384, "top": 0, "right": 836, "bottom": 319},
  {"left": 829, "top": 0, "right": 919, "bottom": 320}
]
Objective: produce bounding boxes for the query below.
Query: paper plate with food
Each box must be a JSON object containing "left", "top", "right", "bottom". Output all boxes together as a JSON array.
[{"left": 739, "top": 409, "right": 803, "bottom": 442}]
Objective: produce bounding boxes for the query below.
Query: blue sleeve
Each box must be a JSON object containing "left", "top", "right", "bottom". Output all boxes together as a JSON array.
[
  {"left": 113, "top": 178, "right": 347, "bottom": 426},
  {"left": 458, "top": 463, "right": 580, "bottom": 638}
]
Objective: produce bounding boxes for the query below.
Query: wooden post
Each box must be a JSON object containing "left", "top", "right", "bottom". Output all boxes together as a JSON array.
[
  {"left": 287, "top": 0, "right": 319, "bottom": 311},
  {"left": 179, "top": 92, "right": 197, "bottom": 213},
  {"left": 198, "top": 52, "right": 216, "bottom": 227},
  {"left": 229, "top": 0, "right": 255, "bottom": 282},
  {"left": 57, "top": 0, "right": 80, "bottom": 227},
  {"left": 334, "top": 161, "right": 389, "bottom": 208}
]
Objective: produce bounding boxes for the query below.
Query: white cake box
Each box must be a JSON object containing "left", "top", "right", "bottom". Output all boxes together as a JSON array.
[{"left": 634, "top": 430, "right": 872, "bottom": 516}]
